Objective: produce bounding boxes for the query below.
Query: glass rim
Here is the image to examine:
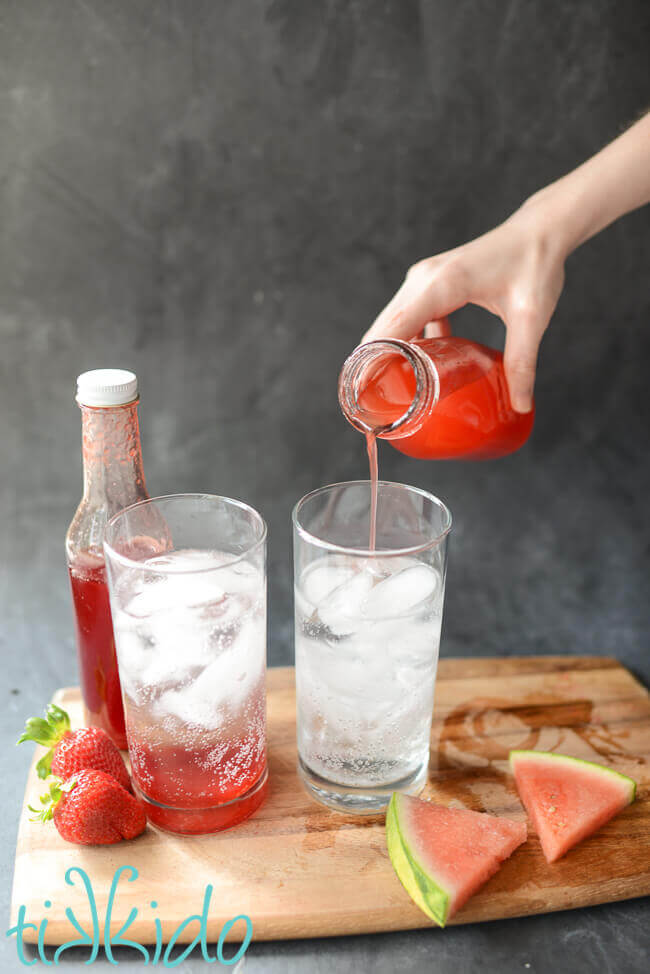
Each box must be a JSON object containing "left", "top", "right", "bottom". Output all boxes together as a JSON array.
[
  {"left": 292, "top": 479, "right": 452, "bottom": 557},
  {"left": 104, "top": 492, "right": 267, "bottom": 574}
]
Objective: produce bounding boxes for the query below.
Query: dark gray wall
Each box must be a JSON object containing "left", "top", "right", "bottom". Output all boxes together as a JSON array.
[
  {"left": 2, "top": 0, "right": 649, "bottom": 697},
  {"left": 2, "top": 3, "right": 650, "bottom": 970}
]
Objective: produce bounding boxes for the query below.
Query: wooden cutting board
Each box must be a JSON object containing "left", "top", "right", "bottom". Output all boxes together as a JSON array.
[{"left": 11, "top": 657, "right": 650, "bottom": 945}]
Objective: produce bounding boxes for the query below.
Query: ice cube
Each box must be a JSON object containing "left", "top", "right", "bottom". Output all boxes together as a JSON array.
[
  {"left": 379, "top": 617, "right": 441, "bottom": 664},
  {"left": 301, "top": 559, "right": 356, "bottom": 608},
  {"left": 122, "top": 550, "right": 230, "bottom": 618},
  {"left": 362, "top": 563, "right": 439, "bottom": 620},
  {"left": 294, "top": 586, "right": 315, "bottom": 622},
  {"left": 161, "top": 608, "right": 216, "bottom": 659},
  {"left": 320, "top": 640, "right": 385, "bottom": 694},
  {"left": 317, "top": 569, "right": 375, "bottom": 636},
  {"left": 225, "top": 610, "right": 266, "bottom": 693},
  {"left": 140, "top": 642, "right": 200, "bottom": 687},
  {"left": 206, "top": 596, "right": 250, "bottom": 656},
  {"left": 124, "top": 577, "right": 223, "bottom": 618},
  {"left": 395, "top": 659, "right": 437, "bottom": 693},
  {"left": 217, "top": 560, "right": 263, "bottom": 599},
  {"left": 121, "top": 578, "right": 166, "bottom": 618},
  {"left": 156, "top": 682, "right": 223, "bottom": 731},
  {"left": 156, "top": 612, "right": 265, "bottom": 729},
  {"left": 202, "top": 590, "right": 243, "bottom": 626},
  {"left": 365, "top": 555, "right": 415, "bottom": 578},
  {"left": 112, "top": 624, "right": 150, "bottom": 697},
  {"left": 145, "top": 549, "right": 229, "bottom": 572}
]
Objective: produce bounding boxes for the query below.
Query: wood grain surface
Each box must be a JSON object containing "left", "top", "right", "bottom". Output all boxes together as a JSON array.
[{"left": 11, "top": 657, "right": 650, "bottom": 945}]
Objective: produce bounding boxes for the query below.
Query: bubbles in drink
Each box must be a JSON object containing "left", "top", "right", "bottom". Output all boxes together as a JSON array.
[
  {"left": 111, "top": 548, "right": 267, "bottom": 809},
  {"left": 295, "top": 554, "right": 442, "bottom": 788}
]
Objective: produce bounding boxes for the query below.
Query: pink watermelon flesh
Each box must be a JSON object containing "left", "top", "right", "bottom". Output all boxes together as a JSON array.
[
  {"left": 396, "top": 794, "right": 527, "bottom": 919},
  {"left": 510, "top": 750, "right": 636, "bottom": 863}
]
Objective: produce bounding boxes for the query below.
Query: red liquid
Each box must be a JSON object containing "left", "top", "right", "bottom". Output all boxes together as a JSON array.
[
  {"left": 124, "top": 666, "right": 268, "bottom": 834},
  {"left": 130, "top": 739, "right": 268, "bottom": 834},
  {"left": 69, "top": 553, "right": 127, "bottom": 749},
  {"left": 358, "top": 337, "right": 534, "bottom": 460}
]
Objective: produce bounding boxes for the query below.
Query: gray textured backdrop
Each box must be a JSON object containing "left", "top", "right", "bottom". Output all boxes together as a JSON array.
[
  {"left": 2, "top": 0, "right": 648, "bottom": 681},
  {"left": 2, "top": 1, "right": 650, "bottom": 970}
]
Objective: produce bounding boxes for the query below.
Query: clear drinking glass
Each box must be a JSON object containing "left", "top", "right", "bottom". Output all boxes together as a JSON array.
[
  {"left": 293, "top": 480, "right": 451, "bottom": 813},
  {"left": 104, "top": 493, "right": 268, "bottom": 834}
]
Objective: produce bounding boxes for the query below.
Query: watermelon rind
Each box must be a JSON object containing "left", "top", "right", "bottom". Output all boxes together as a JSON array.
[
  {"left": 509, "top": 750, "right": 637, "bottom": 803},
  {"left": 385, "top": 793, "right": 451, "bottom": 927}
]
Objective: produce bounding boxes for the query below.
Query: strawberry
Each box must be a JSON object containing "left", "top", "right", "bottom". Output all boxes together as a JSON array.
[
  {"left": 30, "top": 770, "right": 147, "bottom": 845},
  {"left": 18, "top": 704, "right": 131, "bottom": 792}
]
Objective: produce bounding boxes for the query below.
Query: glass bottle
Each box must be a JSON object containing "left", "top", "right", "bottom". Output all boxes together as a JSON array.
[
  {"left": 65, "top": 370, "right": 149, "bottom": 748},
  {"left": 338, "top": 337, "right": 534, "bottom": 460}
]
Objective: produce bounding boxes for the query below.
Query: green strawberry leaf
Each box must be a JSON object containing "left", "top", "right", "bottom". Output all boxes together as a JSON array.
[
  {"left": 46, "top": 704, "right": 70, "bottom": 735},
  {"left": 17, "top": 706, "right": 71, "bottom": 765},
  {"left": 36, "top": 750, "right": 54, "bottom": 780},
  {"left": 17, "top": 717, "right": 57, "bottom": 747},
  {"left": 28, "top": 778, "right": 66, "bottom": 824}
]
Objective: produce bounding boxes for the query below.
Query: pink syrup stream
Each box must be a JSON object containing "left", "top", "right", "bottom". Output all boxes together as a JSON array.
[{"left": 366, "top": 432, "right": 378, "bottom": 551}]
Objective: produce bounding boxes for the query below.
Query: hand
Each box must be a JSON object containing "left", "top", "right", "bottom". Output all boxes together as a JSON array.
[
  {"left": 362, "top": 200, "right": 566, "bottom": 413},
  {"left": 362, "top": 112, "right": 650, "bottom": 414}
]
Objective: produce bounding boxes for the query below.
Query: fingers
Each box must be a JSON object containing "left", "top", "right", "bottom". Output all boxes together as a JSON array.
[
  {"left": 362, "top": 261, "right": 465, "bottom": 344},
  {"left": 424, "top": 317, "right": 452, "bottom": 338},
  {"left": 503, "top": 313, "right": 546, "bottom": 413}
]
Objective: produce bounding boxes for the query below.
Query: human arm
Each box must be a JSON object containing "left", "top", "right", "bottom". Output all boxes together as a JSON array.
[{"left": 363, "top": 112, "right": 650, "bottom": 413}]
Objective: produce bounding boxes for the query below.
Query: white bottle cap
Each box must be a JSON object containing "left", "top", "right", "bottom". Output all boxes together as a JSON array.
[{"left": 76, "top": 369, "right": 138, "bottom": 407}]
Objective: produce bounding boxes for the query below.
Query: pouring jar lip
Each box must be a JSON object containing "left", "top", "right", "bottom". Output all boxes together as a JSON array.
[{"left": 338, "top": 339, "right": 439, "bottom": 438}]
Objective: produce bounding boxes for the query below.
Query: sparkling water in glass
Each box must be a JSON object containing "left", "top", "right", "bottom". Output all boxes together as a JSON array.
[
  {"left": 293, "top": 481, "right": 451, "bottom": 813},
  {"left": 104, "top": 493, "right": 268, "bottom": 834}
]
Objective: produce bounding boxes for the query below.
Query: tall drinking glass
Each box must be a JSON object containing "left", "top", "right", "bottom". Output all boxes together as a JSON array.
[
  {"left": 104, "top": 493, "right": 268, "bottom": 834},
  {"left": 293, "top": 481, "right": 451, "bottom": 813}
]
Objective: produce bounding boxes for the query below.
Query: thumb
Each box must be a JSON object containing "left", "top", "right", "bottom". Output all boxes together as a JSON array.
[{"left": 503, "top": 317, "right": 544, "bottom": 413}]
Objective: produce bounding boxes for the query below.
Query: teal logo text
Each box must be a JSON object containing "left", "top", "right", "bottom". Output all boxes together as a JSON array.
[{"left": 6, "top": 865, "right": 252, "bottom": 966}]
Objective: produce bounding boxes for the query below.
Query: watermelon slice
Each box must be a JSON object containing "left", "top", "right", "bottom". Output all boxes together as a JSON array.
[
  {"left": 510, "top": 750, "right": 636, "bottom": 863},
  {"left": 386, "top": 793, "right": 527, "bottom": 927}
]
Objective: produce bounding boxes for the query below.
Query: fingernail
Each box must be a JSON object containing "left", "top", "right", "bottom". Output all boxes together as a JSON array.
[{"left": 511, "top": 394, "right": 532, "bottom": 413}]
